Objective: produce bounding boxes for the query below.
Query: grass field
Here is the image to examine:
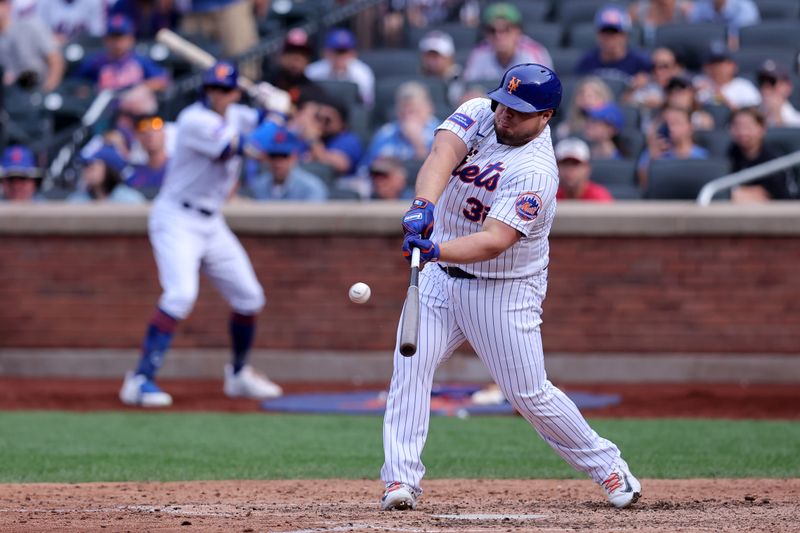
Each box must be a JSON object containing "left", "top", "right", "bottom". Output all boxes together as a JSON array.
[{"left": 1, "top": 412, "right": 798, "bottom": 483}]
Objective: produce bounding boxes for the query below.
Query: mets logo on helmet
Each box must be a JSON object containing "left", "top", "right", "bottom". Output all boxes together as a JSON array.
[
  {"left": 515, "top": 191, "right": 542, "bottom": 221},
  {"left": 507, "top": 76, "right": 521, "bottom": 94},
  {"left": 215, "top": 63, "right": 232, "bottom": 80}
]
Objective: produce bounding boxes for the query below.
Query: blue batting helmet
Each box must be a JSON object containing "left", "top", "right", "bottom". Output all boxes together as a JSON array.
[
  {"left": 202, "top": 61, "right": 239, "bottom": 90},
  {"left": 487, "top": 63, "right": 562, "bottom": 113}
]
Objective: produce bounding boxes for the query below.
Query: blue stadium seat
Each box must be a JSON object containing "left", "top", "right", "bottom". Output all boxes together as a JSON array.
[
  {"left": 359, "top": 49, "right": 420, "bottom": 78},
  {"left": 754, "top": 0, "right": 800, "bottom": 21},
  {"left": 654, "top": 23, "right": 727, "bottom": 71},
  {"left": 553, "top": 0, "right": 620, "bottom": 25},
  {"left": 644, "top": 158, "right": 730, "bottom": 199},
  {"left": 739, "top": 21, "right": 800, "bottom": 49},
  {"left": 522, "top": 23, "right": 564, "bottom": 50},
  {"left": 566, "top": 22, "right": 644, "bottom": 49},
  {"left": 733, "top": 47, "right": 799, "bottom": 79},
  {"left": 694, "top": 129, "right": 732, "bottom": 159},
  {"left": 765, "top": 127, "right": 800, "bottom": 155},
  {"left": 549, "top": 48, "right": 584, "bottom": 75},
  {"left": 507, "top": 1, "right": 550, "bottom": 23},
  {"left": 407, "top": 23, "right": 479, "bottom": 50},
  {"left": 589, "top": 158, "right": 642, "bottom": 199}
]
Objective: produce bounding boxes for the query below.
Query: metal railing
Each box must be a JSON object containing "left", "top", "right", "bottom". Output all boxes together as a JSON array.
[{"left": 696, "top": 150, "right": 800, "bottom": 205}]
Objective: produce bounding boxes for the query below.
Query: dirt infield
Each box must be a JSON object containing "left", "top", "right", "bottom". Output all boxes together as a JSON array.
[
  {"left": 1, "top": 379, "right": 799, "bottom": 418},
  {"left": 1, "top": 479, "right": 798, "bottom": 532}
]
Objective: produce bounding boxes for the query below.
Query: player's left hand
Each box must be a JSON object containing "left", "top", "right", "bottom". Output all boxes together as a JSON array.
[
  {"left": 402, "top": 197, "right": 435, "bottom": 238},
  {"left": 251, "top": 82, "right": 291, "bottom": 115},
  {"left": 403, "top": 235, "right": 440, "bottom": 267}
]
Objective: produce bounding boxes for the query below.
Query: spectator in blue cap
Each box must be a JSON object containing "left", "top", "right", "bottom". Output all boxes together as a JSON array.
[
  {"left": 75, "top": 14, "right": 168, "bottom": 92},
  {"left": 576, "top": 5, "right": 652, "bottom": 86},
  {"left": 584, "top": 102, "right": 625, "bottom": 159},
  {"left": 68, "top": 144, "right": 146, "bottom": 203},
  {"left": 244, "top": 122, "right": 328, "bottom": 201},
  {"left": 0, "top": 145, "right": 44, "bottom": 202},
  {"left": 305, "top": 28, "right": 375, "bottom": 107}
]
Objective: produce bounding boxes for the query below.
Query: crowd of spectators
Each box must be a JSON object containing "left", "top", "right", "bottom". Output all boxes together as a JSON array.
[{"left": 2, "top": 0, "right": 800, "bottom": 203}]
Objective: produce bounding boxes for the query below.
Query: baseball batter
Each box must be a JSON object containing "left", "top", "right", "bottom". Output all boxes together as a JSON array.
[
  {"left": 380, "top": 64, "right": 641, "bottom": 510},
  {"left": 120, "top": 61, "right": 285, "bottom": 407}
]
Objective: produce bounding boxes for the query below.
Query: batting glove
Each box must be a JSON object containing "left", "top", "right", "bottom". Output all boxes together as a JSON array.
[
  {"left": 403, "top": 235, "right": 440, "bottom": 266},
  {"left": 402, "top": 197, "right": 435, "bottom": 238},
  {"left": 251, "top": 82, "right": 292, "bottom": 115}
]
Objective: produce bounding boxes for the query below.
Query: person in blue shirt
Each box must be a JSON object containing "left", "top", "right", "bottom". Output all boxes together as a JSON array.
[
  {"left": 76, "top": 14, "right": 167, "bottom": 92},
  {"left": 68, "top": 144, "right": 146, "bottom": 204},
  {"left": 109, "top": 0, "right": 181, "bottom": 39},
  {"left": 295, "top": 92, "right": 363, "bottom": 177},
  {"left": 245, "top": 121, "right": 328, "bottom": 201},
  {"left": 576, "top": 5, "right": 652, "bottom": 86},
  {"left": 359, "top": 81, "right": 439, "bottom": 172},
  {"left": 637, "top": 105, "right": 709, "bottom": 187}
]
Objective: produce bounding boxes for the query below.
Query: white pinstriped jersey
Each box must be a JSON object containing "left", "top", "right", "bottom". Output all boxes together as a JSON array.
[
  {"left": 156, "top": 102, "right": 261, "bottom": 213},
  {"left": 433, "top": 97, "right": 559, "bottom": 279}
]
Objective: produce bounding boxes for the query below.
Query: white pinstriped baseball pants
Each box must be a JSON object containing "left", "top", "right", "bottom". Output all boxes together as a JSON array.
[{"left": 381, "top": 264, "right": 621, "bottom": 491}]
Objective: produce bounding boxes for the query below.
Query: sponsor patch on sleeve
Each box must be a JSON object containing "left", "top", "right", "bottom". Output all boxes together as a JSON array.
[
  {"left": 447, "top": 112, "right": 475, "bottom": 130},
  {"left": 515, "top": 192, "right": 543, "bottom": 221}
]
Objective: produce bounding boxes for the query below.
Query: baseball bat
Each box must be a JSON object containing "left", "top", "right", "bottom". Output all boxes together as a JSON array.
[
  {"left": 155, "top": 29, "right": 255, "bottom": 92},
  {"left": 398, "top": 247, "right": 421, "bottom": 357}
]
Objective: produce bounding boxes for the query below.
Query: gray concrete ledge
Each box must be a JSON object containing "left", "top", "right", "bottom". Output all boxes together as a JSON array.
[
  {"left": 1, "top": 201, "right": 800, "bottom": 236},
  {"left": 1, "top": 349, "right": 798, "bottom": 384}
]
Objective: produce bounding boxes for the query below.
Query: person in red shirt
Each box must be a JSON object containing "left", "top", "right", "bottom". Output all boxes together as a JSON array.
[{"left": 555, "top": 138, "right": 614, "bottom": 202}]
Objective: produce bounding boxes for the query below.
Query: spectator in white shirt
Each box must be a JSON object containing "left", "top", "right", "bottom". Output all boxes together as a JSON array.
[
  {"left": 305, "top": 28, "right": 375, "bottom": 107},
  {"left": 694, "top": 41, "right": 760, "bottom": 110}
]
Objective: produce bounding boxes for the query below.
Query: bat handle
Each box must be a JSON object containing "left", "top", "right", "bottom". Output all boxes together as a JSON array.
[{"left": 410, "top": 247, "right": 421, "bottom": 270}]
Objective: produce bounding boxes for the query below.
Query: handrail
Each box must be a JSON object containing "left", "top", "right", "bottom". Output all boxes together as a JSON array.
[
  {"left": 43, "top": 89, "right": 116, "bottom": 191},
  {"left": 696, "top": 149, "right": 800, "bottom": 205}
]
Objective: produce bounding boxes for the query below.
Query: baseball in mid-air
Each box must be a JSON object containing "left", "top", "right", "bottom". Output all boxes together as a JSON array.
[{"left": 349, "top": 282, "right": 371, "bottom": 304}]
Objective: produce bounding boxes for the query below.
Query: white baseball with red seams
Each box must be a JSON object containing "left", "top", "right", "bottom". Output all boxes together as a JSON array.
[{"left": 381, "top": 97, "right": 635, "bottom": 505}]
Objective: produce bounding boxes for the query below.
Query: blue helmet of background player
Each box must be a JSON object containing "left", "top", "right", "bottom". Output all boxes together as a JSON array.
[
  {"left": 487, "top": 63, "right": 562, "bottom": 114},
  {"left": 202, "top": 61, "right": 239, "bottom": 91}
]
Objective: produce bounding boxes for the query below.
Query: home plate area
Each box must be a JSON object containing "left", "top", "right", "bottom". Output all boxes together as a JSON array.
[{"left": 261, "top": 383, "right": 621, "bottom": 415}]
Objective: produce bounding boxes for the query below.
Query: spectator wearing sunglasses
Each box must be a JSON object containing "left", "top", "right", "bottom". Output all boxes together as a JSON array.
[
  {"left": 294, "top": 92, "right": 363, "bottom": 177},
  {"left": 463, "top": 2, "right": 552, "bottom": 83},
  {"left": 245, "top": 121, "right": 328, "bottom": 201},
  {"left": 0, "top": 145, "right": 45, "bottom": 202},
  {"left": 128, "top": 114, "right": 169, "bottom": 194}
]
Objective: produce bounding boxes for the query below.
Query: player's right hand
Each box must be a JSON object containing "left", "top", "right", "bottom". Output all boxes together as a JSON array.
[{"left": 402, "top": 197, "right": 435, "bottom": 238}]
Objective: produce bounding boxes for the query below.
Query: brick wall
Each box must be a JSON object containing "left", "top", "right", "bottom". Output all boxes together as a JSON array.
[{"left": 2, "top": 233, "right": 798, "bottom": 353}]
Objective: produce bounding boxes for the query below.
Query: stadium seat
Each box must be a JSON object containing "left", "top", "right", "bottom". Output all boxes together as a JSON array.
[
  {"left": 765, "top": 127, "right": 800, "bottom": 155},
  {"left": 299, "top": 161, "right": 338, "bottom": 187},
  {"left": 752, "top": 0, "right": 800, "bottom": 21},
  {"left": 507, "top": 0, "right": 550, "bottom": 23},
  {"left": 328, "top": 186, "right": 361, "bottom": 200},
  {"left": 522, "top": 23, "right": 564, "bottom": 50},
  {"left": 733, "top": 47, "right": 799, "bottom": 80},
  {"left": 589, "top": 158, "right": 642, "bottom": 199},
  {"left": 553, "top": 0, "right": 618, "bottom": 25},
  {"left": 3, "top": 87, "right": 50, "bottom": 145},
  {"left": 654, "top": 23, "right": 727, "bottom": 71},
  {"left": 359, "top": 49, "right": 421, "bottom": 78},
  {"left": 739, "top": 21, "right": 800, "bottom": 49},
  {"left": 694, "top": 129, "right": 732, "bottom": 159},
  {"left": 402, "top": 158, "right": 425, "bottom": 188},
  {"left": 566, "top": 22, "right": 644, "bottom": 49},
  {"left": 617, "top": 129, "right": 646, "bottom": 160},
  {"left": 407, "top": 23, "right": 479, "bottom": 50},
  {"left": 644, "top": 158, "right": 730, "bottom": 199},
  {"left": 314, "top": 79, "right": 362, "bottom": 107},
  {"left": 549, "top": 48, "right": 584, "bottom": 75}
]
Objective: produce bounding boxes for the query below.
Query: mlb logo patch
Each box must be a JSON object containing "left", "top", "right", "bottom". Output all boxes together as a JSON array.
[
  {"left": 447, "top": 113, "right": 475, "bottom": 130},
  {"left": 515, "top": 192, "right": 542, "bottom": 221}
]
